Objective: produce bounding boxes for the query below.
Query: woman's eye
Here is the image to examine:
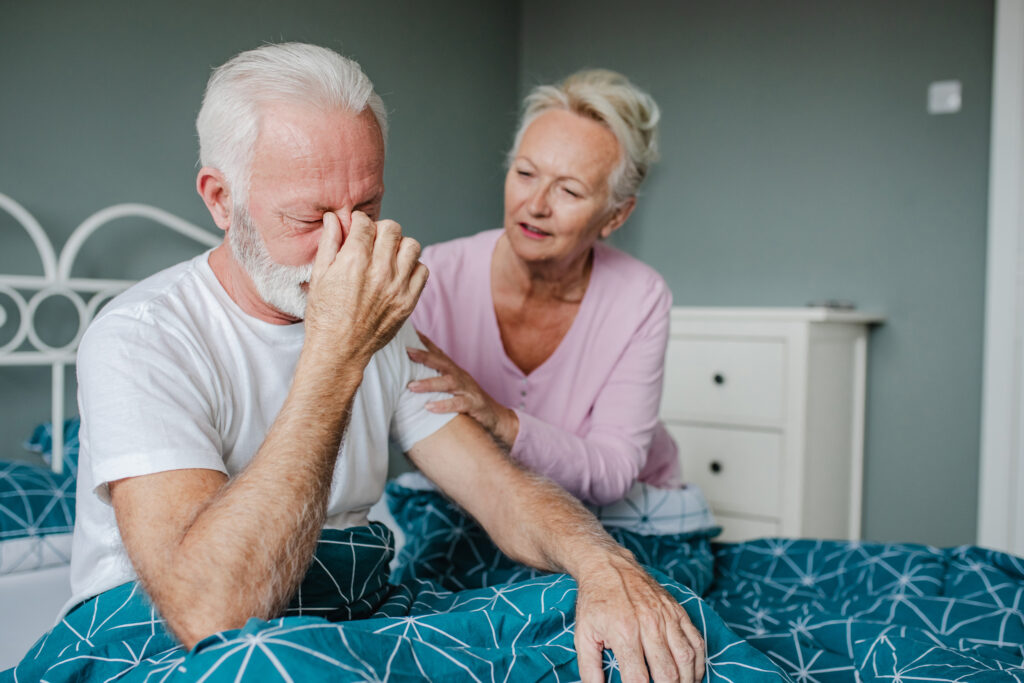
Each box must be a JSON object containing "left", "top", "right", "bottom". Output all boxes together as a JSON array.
[
  {"left": 516, "top": 169, "right": 533, "bottom": 178},
  {"left": 563, "top": 188, "right": 581, "bottom": 198}
]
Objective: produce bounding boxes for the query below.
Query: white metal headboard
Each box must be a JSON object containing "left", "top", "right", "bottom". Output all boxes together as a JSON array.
[{"left": 0, "top": 193, "right": 221, "bottom": 473}]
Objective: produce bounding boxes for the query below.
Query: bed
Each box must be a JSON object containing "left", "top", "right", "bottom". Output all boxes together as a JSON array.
[
  {"left": 1, "top": 193, "right": 1021, "bottom": 682},
  {"left": 0, "top": 193, "right": 220, "bottom": 669}
]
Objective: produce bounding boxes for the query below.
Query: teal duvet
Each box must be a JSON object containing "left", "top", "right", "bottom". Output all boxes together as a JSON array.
[{"left": 4, "top": 484, "right": 1022, "bottom": 682}]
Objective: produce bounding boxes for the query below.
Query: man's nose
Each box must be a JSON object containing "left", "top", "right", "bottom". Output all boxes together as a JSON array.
[{"left": 334, "top": 208, "right": 353, "bottom": 232}]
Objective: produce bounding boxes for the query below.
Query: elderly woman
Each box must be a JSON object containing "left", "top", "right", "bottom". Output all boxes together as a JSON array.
[{"left": 408, "top": 70, "right": 679, "bottom": 506}]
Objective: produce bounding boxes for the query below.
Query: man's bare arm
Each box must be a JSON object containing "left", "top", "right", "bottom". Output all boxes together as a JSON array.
[
  {"left": 407, "top": 416, "right": 705, "bottom": 683},
  {"left": 110, "top": 211, "right": 426, "bottom": 649}
]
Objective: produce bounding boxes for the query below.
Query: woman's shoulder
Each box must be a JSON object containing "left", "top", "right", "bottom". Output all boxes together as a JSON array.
[
  {"left": 588, "top": 243, "right": 673, "bottom": 338},
  {"left": 592, "top": 241, "right": 670, "bottom": 298}
]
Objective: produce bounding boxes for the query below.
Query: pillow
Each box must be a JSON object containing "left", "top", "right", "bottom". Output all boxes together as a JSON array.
[
  {"left": 24, "top": 417, "right": 80, "bottom": 478},
  {"left": 0, "top": 460, "right": 75, "bottom": 573},
  {"left": 0, "top": 460, "right": 75, "bottom": 541}
]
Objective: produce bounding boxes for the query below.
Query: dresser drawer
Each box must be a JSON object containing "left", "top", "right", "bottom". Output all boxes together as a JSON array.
[
  {"left": 715, "top": 513, "right": 780, "bottom": 542},
  {"left": 669, "top": 424, "right": 783, "bottom": 518},
  {"left": 661, "top": 337, "right": 786, "bottom": 427}
]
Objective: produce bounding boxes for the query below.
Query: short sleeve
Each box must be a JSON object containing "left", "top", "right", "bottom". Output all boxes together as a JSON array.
[
  {"left": 77, "top": 311, "right": 227, "bottom": 503},
  {"left": 387, "top": 321, "right": 457, "bottom": 452}
]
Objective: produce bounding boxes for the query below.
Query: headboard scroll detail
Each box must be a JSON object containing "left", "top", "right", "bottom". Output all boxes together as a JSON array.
[{"left": 0, "top": 193, "right": 220, "bottom": 473}]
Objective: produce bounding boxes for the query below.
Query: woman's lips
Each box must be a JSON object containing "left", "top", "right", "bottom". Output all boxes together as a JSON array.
[{"left": 519, "top": 223, "right": 551, "bottom": 240}]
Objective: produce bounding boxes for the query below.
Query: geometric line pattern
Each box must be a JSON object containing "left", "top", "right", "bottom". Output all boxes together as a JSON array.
[
  {"left": 706, "top": 540, "right": 1024, "bottom": 682},
  {"left": 385, "top": 481, "right": 719, "bottom": 596},
  {"left": 0, "top": 456, "right": 75, "bottom": 575},
  {"left": 3, "top": 522, "right": 787, "bottom": 682}
]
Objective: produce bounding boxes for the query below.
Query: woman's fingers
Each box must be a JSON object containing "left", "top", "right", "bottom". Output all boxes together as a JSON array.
[
  {"left": 406, "top": 346, "right": 451, "bottom": 373},
  {"left": 425, "top": 396, "right": 471, "bottom": 414},
  {"left": 408, "top": 374, "right": 460, "bottom": 394},
  {"left": 416, "top": 330, "right": 442, "bottom": 353}
]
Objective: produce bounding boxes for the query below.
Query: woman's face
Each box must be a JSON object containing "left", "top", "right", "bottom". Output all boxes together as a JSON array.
[{"left": 503, "top": 109, "right": 629, "bottom": 268}]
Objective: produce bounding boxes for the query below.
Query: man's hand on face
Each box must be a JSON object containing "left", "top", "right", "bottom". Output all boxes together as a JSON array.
[{"left": 304, "top": 211, "right": 428, "bottom": 363}]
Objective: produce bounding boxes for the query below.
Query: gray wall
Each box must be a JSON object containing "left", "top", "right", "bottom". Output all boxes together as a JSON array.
[
  {"left": 520, "top": 0, "right": 994, "bottom": 546},
  {"left": 0, "top": 0, "right": 996, "bottom": 547},
  {"left": 0, "top": 0, "right": 519, "bottom": 461}
]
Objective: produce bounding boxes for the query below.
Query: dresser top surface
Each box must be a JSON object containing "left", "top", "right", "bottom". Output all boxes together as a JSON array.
[{"left": 671, "top": 307, "right": 885, "bottom": 325}]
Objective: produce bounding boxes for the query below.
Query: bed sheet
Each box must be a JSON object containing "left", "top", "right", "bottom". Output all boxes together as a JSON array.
[
  {"left": 6, "top": 481, "right": 1022, "bottom": 682},
  {"left": 390, "top": 486, "right": 1024, "bottom": 682},
  {"left": 3, "top": 522, "right": 785, "bottom": 682}
]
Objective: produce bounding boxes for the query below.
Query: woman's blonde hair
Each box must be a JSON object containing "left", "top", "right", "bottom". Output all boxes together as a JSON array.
[{"left": 509, "top": 69, "right": 660, "bottom": 207}]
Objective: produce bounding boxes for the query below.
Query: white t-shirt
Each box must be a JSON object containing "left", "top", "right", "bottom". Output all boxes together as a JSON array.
[{"left": 66, "top": 251, "right": 454, "bottom": 615}]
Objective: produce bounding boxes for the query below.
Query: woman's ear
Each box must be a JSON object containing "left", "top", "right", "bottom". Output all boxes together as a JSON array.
[
  {"left": 599, "top": 196, "right": 637, "bottom": 239},
  {"left": 196, "top": 167, "right": 233, "bottom": 232}
]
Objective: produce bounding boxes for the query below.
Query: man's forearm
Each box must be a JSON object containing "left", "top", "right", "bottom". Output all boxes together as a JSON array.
[
  {"left": 407, "top": 416, "right": 634, "bottom": 578},
  {"left": 134, "top": 348, "right": 366, "bottom": 647},
  {"left": 480, "top": 460, "right": 634, "bottom": 577}
]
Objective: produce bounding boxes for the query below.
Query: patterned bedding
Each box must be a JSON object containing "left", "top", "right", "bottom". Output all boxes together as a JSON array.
[
  {"left": 0, "top": 460, "right": 74, "bottom": 574},
  {"left": 4, "top": 478, "right": 1022, "bottom": 681},
  {"left": 3, "top": 521, "right": 785, "bottom": 682},
  {"left": 0, "top": 418, "right": 79, "bottom": 575},
  {"left": 389, "top": 485, "right": 1024, "bottom": 682}
]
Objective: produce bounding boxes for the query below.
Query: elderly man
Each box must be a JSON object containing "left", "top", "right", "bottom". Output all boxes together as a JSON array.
[{"left": 59, "top": 43, "right": 703, "bottom": 682}]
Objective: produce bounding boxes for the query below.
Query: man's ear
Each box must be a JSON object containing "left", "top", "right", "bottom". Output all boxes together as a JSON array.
[
  {"left": 599, "top": 196, "right": 637, "bottom": 240},
  {"left": 196, "top": 167, "right": 233, "bottom": 232}
]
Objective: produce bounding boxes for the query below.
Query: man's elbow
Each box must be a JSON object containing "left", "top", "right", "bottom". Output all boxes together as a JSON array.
[
  {"left": 170, "top": 612, "right": 249, "bottom": 650},
  {"left": 162, "top": 597, "right": 261, "bottom": 650}
]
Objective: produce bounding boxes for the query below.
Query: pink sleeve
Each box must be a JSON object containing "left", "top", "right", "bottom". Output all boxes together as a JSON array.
[{"left": 508, "top": 285, "right": 672, "bottom": 506}]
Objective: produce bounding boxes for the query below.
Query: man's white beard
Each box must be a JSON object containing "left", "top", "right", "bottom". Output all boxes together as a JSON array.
[{"left": 229, "top": 205, "right": 313, "bottom": 319}]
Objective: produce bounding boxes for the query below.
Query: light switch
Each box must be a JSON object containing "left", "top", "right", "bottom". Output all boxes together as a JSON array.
[{"left": 928, "top": 80, "right": 962, "bottom": 114}]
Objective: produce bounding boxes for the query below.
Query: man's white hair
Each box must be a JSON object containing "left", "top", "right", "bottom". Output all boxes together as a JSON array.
[
  {"left": 509, "top": 69, "right": 660, "bottom": 207},
  {"left": 196, "top": 42, "right": 388, "bottom": 201}
]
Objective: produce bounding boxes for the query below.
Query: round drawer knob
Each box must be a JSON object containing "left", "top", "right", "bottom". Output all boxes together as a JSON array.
[
  {"left": 712, "top": 373, "right": 726, "bottom": 386},
  {"left": 709, "top": 461, "right": 723, "bottom": 474}
]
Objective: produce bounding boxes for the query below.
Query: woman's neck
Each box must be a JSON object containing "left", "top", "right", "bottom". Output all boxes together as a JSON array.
[{"left": 492, "top": 234, "right": 593, "bottom": 304}]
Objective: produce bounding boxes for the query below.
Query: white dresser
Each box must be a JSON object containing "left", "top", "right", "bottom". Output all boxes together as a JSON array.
[{"left": 661, "top": 307, "right": 883, "bottom": 542}]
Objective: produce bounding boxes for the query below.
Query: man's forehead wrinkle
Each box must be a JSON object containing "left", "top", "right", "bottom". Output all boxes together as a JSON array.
[{"left": 247, "top": 104, "right": 385, "bottom": 214}]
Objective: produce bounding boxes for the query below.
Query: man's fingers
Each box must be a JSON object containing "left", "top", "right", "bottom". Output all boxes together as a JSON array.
[
  {"left": 660, "top": 617, "right": 698, "bottom": 683},
  {"left": 396, "top": 236, "right": 421, "bottom": 279},
  {"left": 371, "top": 219, "right": 403, "bottom": 272},
  {"left": 574, "top": 633, "right": 605, "bottom": 683},
  {"left": 409, "top": 262, "right": 429, "bottom": 300},
  {"left": 637, "top": 616, "right": 686, "bottom": 683},
  {"left": 343, "top": 211, "right": 377, "bottom": 258},
  {"left": 608, "top": 633, "right": 649, "bottom": 683},
  {"left": 313, "top": 211, "right": 343, "bottom": 281},
  {"left": 681, "top": 617, "right": 706, "bottom": 681}
]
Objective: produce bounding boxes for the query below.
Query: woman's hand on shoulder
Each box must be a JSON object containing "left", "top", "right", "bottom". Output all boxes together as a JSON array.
[{"left": 407, "top": 331, "right": 519, "bottom": 448}]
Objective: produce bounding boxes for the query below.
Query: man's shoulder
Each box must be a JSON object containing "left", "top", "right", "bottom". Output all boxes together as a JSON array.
[{"left": 81, "top": 252, "right": 217, "bottom": 355}]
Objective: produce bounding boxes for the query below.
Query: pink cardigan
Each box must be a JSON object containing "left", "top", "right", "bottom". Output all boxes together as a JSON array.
[{"left": 411, "top": 229, "right": 680, "bottom": 505}]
